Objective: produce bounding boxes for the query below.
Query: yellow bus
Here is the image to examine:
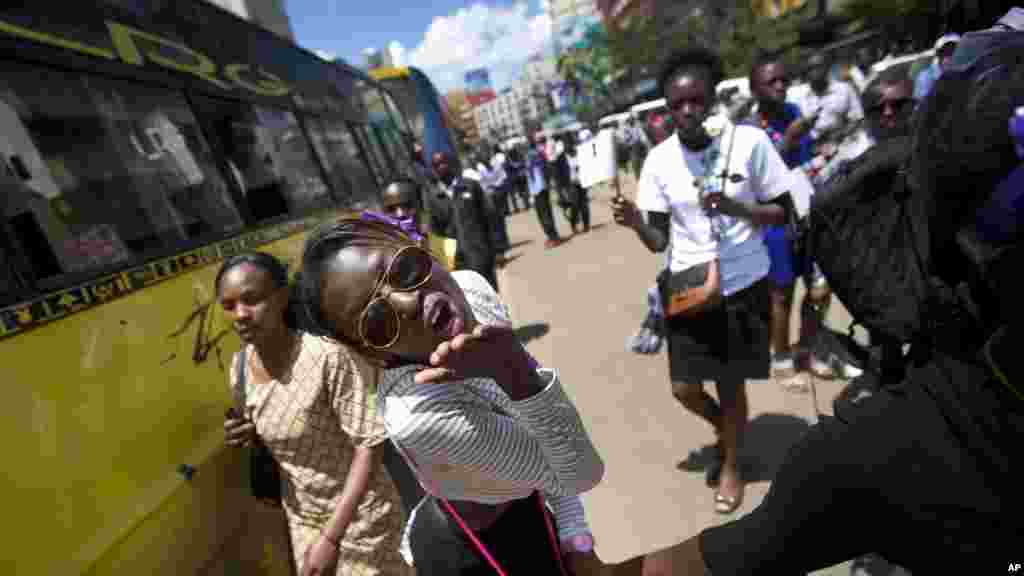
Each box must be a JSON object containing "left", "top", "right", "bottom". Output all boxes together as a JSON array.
[{"left": 0, "top": 2, "right": 419, "bottom": 574}]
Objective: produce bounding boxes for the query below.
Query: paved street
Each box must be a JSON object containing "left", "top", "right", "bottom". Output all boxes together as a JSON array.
[{"left": 493, "top": 173, "right": 870, "bottom": 575}]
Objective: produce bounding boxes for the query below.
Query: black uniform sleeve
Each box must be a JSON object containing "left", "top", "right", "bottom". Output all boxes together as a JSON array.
[{"left": 699, "top": 411, "right": 885, "bottom": 574}]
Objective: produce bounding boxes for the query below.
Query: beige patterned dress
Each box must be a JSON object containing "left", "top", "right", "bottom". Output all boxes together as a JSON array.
[{"left": 230, "top": 332, "right": 412, "bottom": 576}]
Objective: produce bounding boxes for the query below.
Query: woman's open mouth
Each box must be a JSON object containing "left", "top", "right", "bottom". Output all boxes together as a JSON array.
[{"left": 424, "top": 292, "right": 464, "bottom": 340}]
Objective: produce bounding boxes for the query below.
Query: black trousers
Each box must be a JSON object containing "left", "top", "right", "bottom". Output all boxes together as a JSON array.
[
  {"left": 506, "top": 178, "right": 525, "bottom": 212},
  {"left": 569, "top": 184, "right": 590, "bottom": 231},
  {"left": 533, "top": 189, "right": 560, "bottom": 241},
  {"left": 489, "top": 185, "right": 511, "bottom": 251}
]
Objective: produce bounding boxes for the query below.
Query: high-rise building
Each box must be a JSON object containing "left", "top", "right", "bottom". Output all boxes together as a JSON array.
[
  {"left": 204, "top": 0, "right": 294, "bottom": 41},
  {"left": 473, "top": 79, "right": 554, "bottom": 143},
  {"left": 522, "top": 53, "right": 558, "bottom": 85}
]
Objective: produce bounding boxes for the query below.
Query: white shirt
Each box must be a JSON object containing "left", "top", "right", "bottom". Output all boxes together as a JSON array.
[
  {"left": 798, "top": 80, "right": 865, "bottom": 143},
  {"left": 636, "top": 124, "right": 794, "bottom": 296}
]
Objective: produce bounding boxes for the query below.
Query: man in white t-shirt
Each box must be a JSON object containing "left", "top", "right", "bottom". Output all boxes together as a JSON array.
[
  {"left": 612, "top": 47, "right": 797, "bottom": 517},
  {"left": 800, "top": 52, "right": 865, "bottom": 155}
]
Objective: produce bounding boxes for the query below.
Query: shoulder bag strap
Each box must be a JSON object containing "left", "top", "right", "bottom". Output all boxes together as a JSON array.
[
  {"left": 388, "top": 436, "right": 509, "bottom": 576},
  {"left": 234, "top": 346, "right": 248, "bottom": 414}
]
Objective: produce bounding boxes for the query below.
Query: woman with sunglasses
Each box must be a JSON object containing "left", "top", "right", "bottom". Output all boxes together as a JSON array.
[
  {"left": 300, "top": 214, "right": 604, "bottom": 575},
  {"left": 218, "top": 252, "right": 411, "bottom": 576}
]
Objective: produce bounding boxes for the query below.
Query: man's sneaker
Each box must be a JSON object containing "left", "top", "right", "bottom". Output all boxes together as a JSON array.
[{"left": 544, "top": 238, "right": 564, "bottom": 249}]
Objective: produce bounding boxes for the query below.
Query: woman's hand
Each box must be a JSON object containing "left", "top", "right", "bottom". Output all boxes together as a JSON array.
[
  {"left": 414, "top": 324, "right": 535, "bottom": 389},
  {"left": 611, "top": 195, "right": 641, "bottom": 229},
  {"left": 299, "top": 536, "right": 340, "bottom": 576},
  {"left": 224, "top": 414, "right": 257, "bottom": 448},
  {"left": 701, "top": 192, "right": 746, "bottom": 219}
]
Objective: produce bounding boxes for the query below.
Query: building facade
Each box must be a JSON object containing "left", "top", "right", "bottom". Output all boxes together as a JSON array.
[
  {"left": 473, "top": 81, "right": 553, "bottom": 143},
  {"left": 204, "top": 0, "right": 294, "bottom": 40},
  {"left": 523, "top": 53, "right": 559, "bottom": 85}
]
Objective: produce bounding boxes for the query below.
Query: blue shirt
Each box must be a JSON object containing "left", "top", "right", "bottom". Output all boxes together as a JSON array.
[
  {"left": 526, "top": 148, "right": 546, "bottom": 196},
  {"left": 743, "top": 101, "right": 813, "bottom": 169}
]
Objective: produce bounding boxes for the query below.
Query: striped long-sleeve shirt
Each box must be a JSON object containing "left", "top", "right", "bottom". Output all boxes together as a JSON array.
[{"left": 379, "top": 270, "right": 604, "bottom": 547}]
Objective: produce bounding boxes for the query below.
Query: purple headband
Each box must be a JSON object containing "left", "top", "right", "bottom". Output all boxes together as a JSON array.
[{"left": 359, "top": 210, "right": 424, "bottom": 243}]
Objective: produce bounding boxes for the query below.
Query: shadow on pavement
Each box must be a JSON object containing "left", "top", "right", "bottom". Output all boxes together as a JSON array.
[
  {"left": 497, "top": 253, "right": 523, "bottom": 268},
  {"left": 676, "top": 412, "right": 811, "bottom": 485},
  {"left": 514, "top": 322, "right": 550, "bottom": 344},
  {"left": 740, "top": 412, "right": 812, "bottom": 483},
  {"left": 508, "top": 239, "right": 534, "bottom": 250}
]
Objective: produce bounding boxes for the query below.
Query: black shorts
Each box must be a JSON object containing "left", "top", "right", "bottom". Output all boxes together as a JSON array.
[{"left": 666, "top": 278, "right": 771, "bottom": 384}]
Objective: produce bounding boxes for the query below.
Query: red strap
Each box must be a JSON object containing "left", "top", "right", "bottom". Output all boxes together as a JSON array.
[{"left": 438, "top": 497, "right": 508, "bottom": 576}]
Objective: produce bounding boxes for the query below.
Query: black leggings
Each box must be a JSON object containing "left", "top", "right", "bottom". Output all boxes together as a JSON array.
[{"left": 409, "top": 493, "right": 564, "bottom": 576}]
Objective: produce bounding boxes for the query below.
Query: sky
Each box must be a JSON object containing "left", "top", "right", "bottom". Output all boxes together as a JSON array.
[{"left": 287, "top": 0, "right": 555, "bottom": 95}]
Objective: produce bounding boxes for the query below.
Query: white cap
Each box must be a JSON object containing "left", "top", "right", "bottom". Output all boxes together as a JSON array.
[{"left": 934, "top": 33, "right": 961, "bottom": 51}]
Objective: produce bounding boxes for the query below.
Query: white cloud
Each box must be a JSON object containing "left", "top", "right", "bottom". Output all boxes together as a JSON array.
[{"left": 408, "top": 2, "right": 553, "bottom": 94}]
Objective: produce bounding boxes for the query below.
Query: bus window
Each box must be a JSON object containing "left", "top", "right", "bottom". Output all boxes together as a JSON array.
[
  {"left": 0, "top": 61, "right": 244, "bottom": 282},
  {"left": 195, "top": 98, "right": 332, "bottom": 221},
  {"left": 304, "top": 117, "right": 380, "bottom": 208},
  {"left": 349, "top": 124, "right": 390, "bottom": 187}
]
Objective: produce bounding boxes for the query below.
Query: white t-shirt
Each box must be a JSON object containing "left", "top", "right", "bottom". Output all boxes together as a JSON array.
[
  {"left": 798, "top": 80, "right": 865, "bottom": 143},
  {"left": 636, "top": 125, "right": 794, "bottom": 296}
]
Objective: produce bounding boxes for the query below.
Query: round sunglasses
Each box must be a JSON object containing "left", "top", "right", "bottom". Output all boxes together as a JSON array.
[{"left": 357, "top": 245, "right": 435, "bottom": 350}]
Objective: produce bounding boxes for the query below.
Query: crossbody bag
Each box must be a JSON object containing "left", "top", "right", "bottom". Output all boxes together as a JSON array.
[{"left": 659, "top": 124, "right": 739, "bottom": 318}]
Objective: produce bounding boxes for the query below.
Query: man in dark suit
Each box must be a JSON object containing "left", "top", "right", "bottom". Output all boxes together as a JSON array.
[{"left": 428, "top": 151, "right": 498, "bottom": 292}]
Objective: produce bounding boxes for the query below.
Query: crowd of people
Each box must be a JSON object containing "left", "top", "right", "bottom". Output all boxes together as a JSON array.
[{"left": 217, "top": 7, "right": 1022, "bottom": 576}]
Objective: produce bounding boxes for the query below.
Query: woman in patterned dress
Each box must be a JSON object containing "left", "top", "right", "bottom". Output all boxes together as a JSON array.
[{"left": 218, "top": 252, "right": 411, "bottom": 576}]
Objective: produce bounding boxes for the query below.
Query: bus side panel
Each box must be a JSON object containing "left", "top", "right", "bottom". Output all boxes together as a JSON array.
[
  {"left": 408, "top": 68, "right": 457, "bottom": 163},
  {"left": 83, "top": 448, "right": 292, "bottom": 576},
  {"left": 0, "top": 232, "right": 307, "bottom": 575}
]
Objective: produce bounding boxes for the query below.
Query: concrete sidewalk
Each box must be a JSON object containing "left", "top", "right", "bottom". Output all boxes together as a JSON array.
[{"left": 492, "top": 174, "right": 901, "bottom": 575}]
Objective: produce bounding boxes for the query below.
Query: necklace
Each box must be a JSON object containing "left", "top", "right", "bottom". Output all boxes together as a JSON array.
[{"left": 688, "top": 134, "right": 727, "bottom": 242}]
